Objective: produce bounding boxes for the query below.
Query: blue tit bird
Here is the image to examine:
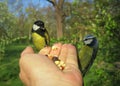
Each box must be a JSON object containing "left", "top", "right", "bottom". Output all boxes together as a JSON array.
[
  {"left": 78, "top": 35, "right": 99, "bottom": 77},
  {"left": 31, "top": 20, "right": 50, "bottom": 50}
]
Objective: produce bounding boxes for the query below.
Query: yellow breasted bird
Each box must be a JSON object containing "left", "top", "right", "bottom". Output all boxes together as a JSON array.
[
  {"left": 31, "top": 20, "right": 65, "bottom": 70},
  {"left": 31, "top": 20, "right": 50, "bottom": 50},
  {"left": 78, "top": 35, "right": 99, "bottom": 77}
]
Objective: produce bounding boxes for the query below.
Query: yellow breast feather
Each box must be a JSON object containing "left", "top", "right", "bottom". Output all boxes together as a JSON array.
[{"left": 32, "top": 33, "right": 46, "bottom": 50}]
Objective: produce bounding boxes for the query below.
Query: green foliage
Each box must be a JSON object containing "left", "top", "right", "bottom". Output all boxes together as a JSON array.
[
  {"left": 0, "top": 36, "right": 28, "bottom": 60},
  {"left": 84, "top": 61, "right": 120, "bottom": 86},
  {"left": 83, "top": 0, "right": 120, "bottom": 86},
  {"left": 0, "top": 59, "right": 19, "bottom": 80},
  {"left": 0, "top": 38, "right": 28, "bottom": 86},
  {"left": 0, "top": 0, "right": 120, "bottom": 85},
  {"left": 51, "top": 34, "right": 83, "bottom": 49}
]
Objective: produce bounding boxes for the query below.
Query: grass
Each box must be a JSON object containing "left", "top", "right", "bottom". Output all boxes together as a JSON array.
[
  {"left": 0, "top": 43, "right": 28, "bottom": 86},
  {"left": 1, "top": 39, "right": 119, "bottom": 86}
]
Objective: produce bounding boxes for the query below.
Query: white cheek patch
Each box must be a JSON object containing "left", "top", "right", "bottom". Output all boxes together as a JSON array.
[
  {"left": 84, "top": 39, "right": 93, "bottom": 44},
  {"left": 33, "top": 24, "right": 40, "bottom": 31}
]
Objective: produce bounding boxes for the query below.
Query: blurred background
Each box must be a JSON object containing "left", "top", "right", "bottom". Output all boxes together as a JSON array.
[{"left": 0, "top": 0, "right": 120, "bottom": 86}]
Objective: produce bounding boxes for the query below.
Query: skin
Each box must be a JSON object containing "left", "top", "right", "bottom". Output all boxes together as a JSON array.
[{"left": 19, "top": 43, "right": 83, "bottom": 86}]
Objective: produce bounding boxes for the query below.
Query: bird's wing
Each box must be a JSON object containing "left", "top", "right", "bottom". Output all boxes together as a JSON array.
[
  {"left": 44, "top": 30, "right": 50, "bottom": 46},
  {"left": 79, "top": 45, "right": 93, "bottom": 71}
]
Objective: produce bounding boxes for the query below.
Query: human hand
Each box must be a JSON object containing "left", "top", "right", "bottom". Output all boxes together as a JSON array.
[{"left": 19, "top": 43, "right": 83, "bottom": 86}]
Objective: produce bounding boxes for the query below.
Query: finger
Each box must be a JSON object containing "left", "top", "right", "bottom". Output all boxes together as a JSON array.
[
  {"left": 59, "top": 44, "right": 68, "bottom": 62},
  {"left": 39, "top": 46, "right": 51, "bottom": 55},
  {"left": 49, "top": 43, "right": 62, "bottom": 59},
  {"left": 65, "top": 44, "right": 78, "bottom": 69},
  {"left": 19, "top": 71, "right": 29, "bottom": 86},
  {"left": 21, "top": 46, "right": 34, "bottom": 56},
  {"left": 19, "top": 54, "right": 60, "bottom": 75}
]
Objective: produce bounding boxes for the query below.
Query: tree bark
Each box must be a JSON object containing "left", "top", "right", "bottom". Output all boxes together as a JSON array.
[{"left": 47, "top": 0, "right": 64, "bottom": 39}]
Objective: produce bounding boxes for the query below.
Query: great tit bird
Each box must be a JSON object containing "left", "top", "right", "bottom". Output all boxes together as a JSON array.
[
  {"left": 31, "top": 20, "right": 65, "bottom": 70},
  {"left": 78, "top": 35, "right": 99, "bottom": 77},
  {"left": 31, "top": 20, "right": 50, "bottom": 50}
]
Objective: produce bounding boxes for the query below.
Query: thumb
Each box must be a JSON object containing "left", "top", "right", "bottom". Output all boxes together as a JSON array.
[{"left": 21, "top": 46, "right": 34, "bottom": 56}]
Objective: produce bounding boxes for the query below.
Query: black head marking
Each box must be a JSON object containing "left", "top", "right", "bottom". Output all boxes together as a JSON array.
[
  {"left": 32, "top": 20, "right": 46, "bottom": 37},
  {"left": 83, "top": 35, "right": 97, "bottom": 47},
  {"left": 34, "top": 20, "right": 44, "bottom": 28}
]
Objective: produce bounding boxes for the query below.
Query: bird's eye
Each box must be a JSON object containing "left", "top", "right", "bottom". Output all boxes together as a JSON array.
[
  {"left": 83, "top": 39, "right": 87, "bottom": 41},
  {"left": 33, "top": 24, "right": 40, "bottom": 31},
  {"left": 41, "top": 27, "right": 45, "bottom": 30},
  {"left": 84, "top": 39, "right": 93, "bottom": 44}
]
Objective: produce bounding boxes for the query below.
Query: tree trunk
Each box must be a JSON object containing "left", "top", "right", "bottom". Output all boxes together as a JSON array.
[
  {"left": 56, "top": 8, "right": 63, "bottom": 38},
  {"left": 47, "top": 0, "right": 64, "bottom": 39}
]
